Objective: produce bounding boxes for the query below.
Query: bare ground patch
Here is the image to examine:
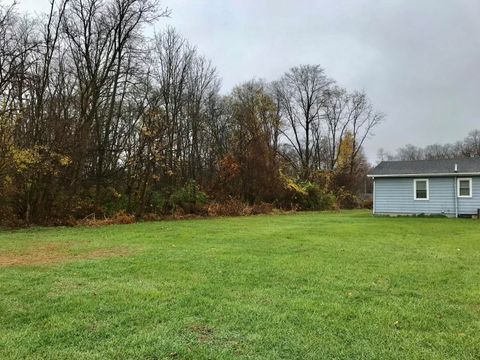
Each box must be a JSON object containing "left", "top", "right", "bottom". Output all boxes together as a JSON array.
[
  {"left": 188, "top": 324, "right": 215, "bottom": 342},
  {"left": 0, "top": 242, "right": 132, "bottom": 267}
]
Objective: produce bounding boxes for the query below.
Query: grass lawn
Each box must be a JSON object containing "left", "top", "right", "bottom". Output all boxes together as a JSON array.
[{"left": 1, "top": 211, "right": 479, "bottom": 359}]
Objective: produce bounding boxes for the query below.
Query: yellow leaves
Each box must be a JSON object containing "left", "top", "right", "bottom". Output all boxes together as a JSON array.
[
  {"left": 152, "top": 152, "right": 163, "bottom": 162},
  {"left": 10, "top": 146, "right": 71, "bottom": 174},
  {"left": 285, "top": 178, "right": 308, "bottom": 195},
  {"left": 279, "top": 171, "right": 308, "bottom": 195},
  {"left": 108, "top": 187, "right": 122, "bottom": 199},
  {"left": 337, "top": 131, "right": 355, "bottom": 171},
  {"left": 2, "top": 175, "right": 13, "bottom": 189},
  {"left": 59, "top": 156, "right": 72, "bottom": 167},
  {"left": 146, "top": 107, "right": 166, "bottom": 120},
  {"left": 141, "top": 126, "right": 153, "bottom": 137},
  {"left": 12, "top": 148, "right": 41, "bottom": 173}
]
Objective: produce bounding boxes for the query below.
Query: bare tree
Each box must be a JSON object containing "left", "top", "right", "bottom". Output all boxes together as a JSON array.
[
  {"left": 376, "top": 148, "right": 394, "bottom": 163},
  {"left": 463, "top": 129, "right": 480, "bottom": 157},
  {"left": 274, "top": 65, "right": 331, "bottom": 179},
  {"left": 63, "top": 0, "right": 166, "bottom": 200},
  {"left": 347, "top": 91, "right": 384, "bottom": 173},
  {"left": 396, "top": 144, "right": 424, "bottom": 161},
  {"left": 153, "top": 27, "right": 194, "bottom": 181},
  {"left": 322, "top": 86, "right": 350, "bottom": 170}
]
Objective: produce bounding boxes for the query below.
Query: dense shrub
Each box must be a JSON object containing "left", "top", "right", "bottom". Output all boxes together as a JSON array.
[
  {"left": 169, "top": 181, "right": 208, "bottom": 214},
  {"left": 207, "top": 199, "right": 246, "bottom": 217},
  {"left": 101, "top": 187, "right": 128, "bottom": 216},
  {"left": 251, "top": 202, "right": 274, "bottom": 215},
  {"left": 149, "top": 191, "right": 167, "bottom": 214},
  {"left": 363, "top": 198, "right": 373, "bottom": 209},
  {"left": 141, "top": 213, "right": 162, "bottom": 222},
  {"left": 0, "top": 210, "right": 24, "bottom": 228},
  {"left": 81, "top": 211, "right": 136, "bottom": 227},
  {"left": 336, "top": 188, "right": 362, "bottom": 209},
  {"left": 207, "top": 199, "right": 273, "bottom": 217},
  {"left": 302, "top": 182, "right": 336, "bottom": 210},
  {"left": 279, "top": 174, "right": 336, "bottom": 211}
]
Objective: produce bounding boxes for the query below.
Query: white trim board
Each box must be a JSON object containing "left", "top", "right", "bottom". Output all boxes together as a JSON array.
[{"left": 368, "top": 172, "right": 480, "bottom": 178}]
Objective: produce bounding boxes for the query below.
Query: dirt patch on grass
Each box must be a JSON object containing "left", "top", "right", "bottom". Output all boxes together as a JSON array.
[
  {"left": 0, "top": 242, "right": 131, "bottom": 267},
  {"left": 188, "top": 324, "right": 214, "bottom": 342}
]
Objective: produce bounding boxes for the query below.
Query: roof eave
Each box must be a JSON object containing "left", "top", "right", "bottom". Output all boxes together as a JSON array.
[{"left": 367, "top": 172, "right": 480, "bottom": 178}]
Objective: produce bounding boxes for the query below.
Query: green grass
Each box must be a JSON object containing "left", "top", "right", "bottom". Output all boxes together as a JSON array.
[{"left": 1, "top": 211, "right": 480, "bottom": 359}]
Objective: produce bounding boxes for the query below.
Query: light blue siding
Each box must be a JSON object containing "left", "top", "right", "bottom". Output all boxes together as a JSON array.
[
  {"left": 374, "top": 176, "right": 480, "bottom": 216},
  {"left": 458, "top": 178, "right": 480, "bottom": 214}
]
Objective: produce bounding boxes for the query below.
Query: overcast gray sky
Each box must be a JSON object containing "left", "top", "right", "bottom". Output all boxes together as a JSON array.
[{"left": 19, "top": 0, "right": 480, "bottom": 161}]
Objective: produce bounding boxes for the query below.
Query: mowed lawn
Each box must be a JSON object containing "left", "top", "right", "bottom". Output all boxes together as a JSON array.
[{"left": 1, "top": 212, "right": 480, "bottom": 359}]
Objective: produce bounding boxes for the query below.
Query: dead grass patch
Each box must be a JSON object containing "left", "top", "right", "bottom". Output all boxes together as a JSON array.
[
  {"left": 0, "top": 242, "right": 131, "bottom": 267},
  {"left": 80, "top": 211, "right": 136, "bottom": 227},
  {"left": 188, "top": 324, "right": 214, "bottom": 342}
]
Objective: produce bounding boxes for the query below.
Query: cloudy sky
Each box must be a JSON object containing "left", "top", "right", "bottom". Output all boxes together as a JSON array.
[{"left": 19, "top": 0, "right": 480, "bottom": 161}]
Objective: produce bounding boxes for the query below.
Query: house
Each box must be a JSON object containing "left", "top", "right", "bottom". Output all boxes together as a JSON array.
[{"left": 368, "top": 158, "right": 480, "bottom": 217}]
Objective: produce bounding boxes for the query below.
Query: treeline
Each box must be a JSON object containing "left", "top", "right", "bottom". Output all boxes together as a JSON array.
[
  {"left": 377, "top": 130, "right": 480, "bottom": 162},
  {"left": 0, "top": 0, "right": 382, "bottom": 226}
]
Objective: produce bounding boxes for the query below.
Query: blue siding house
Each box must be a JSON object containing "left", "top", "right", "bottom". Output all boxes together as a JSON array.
[{"left": 368, "top": 158, "right": 480, "bottom": 217}]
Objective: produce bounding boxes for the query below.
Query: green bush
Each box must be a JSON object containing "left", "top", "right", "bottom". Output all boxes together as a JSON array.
[
  {"left": 102, "top": 188, "right": 129, "bottom": 216},
  {"left": 302, "top": 182, "right": 336, "bottom": 210},
  {"left": 149, "top": 191, "right": 167, "bottom": 213},
  {"left": 169, "top": 180, "right": 208, "bottom": 213},
  {"left": 280, "top": 174, "right": 335, "bottom": 211},
  {"left": 335, "top": 187, "right": 361, "bottom": 209}
]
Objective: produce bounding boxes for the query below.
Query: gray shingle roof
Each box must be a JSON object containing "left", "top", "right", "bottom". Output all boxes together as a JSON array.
[{"left": 369, "top": 158, "right": 480, "bottom": 176}]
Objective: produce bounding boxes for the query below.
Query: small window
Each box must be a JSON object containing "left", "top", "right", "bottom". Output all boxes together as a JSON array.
[
  {"left": 414, "top": 179, "right": 429, "bottom": 200},
  {"left": 457, "top": 178, "right": 472, "bottom": 198}
]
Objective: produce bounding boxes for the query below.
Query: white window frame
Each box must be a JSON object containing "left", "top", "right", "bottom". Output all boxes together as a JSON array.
[
  {"left": 457, "top": 178, "right": 472, "bottom": 198},
  {"left": 414, "top": 179, "right": 429, "bottom": 201}
]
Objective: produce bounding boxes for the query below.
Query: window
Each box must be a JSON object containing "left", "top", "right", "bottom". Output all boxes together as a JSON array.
[
  {"left": 414, "top": 179, "right": 429, "bottom": 200},
  {"left": 457, "top": 178, "right": 472, "bottom": 198}
]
